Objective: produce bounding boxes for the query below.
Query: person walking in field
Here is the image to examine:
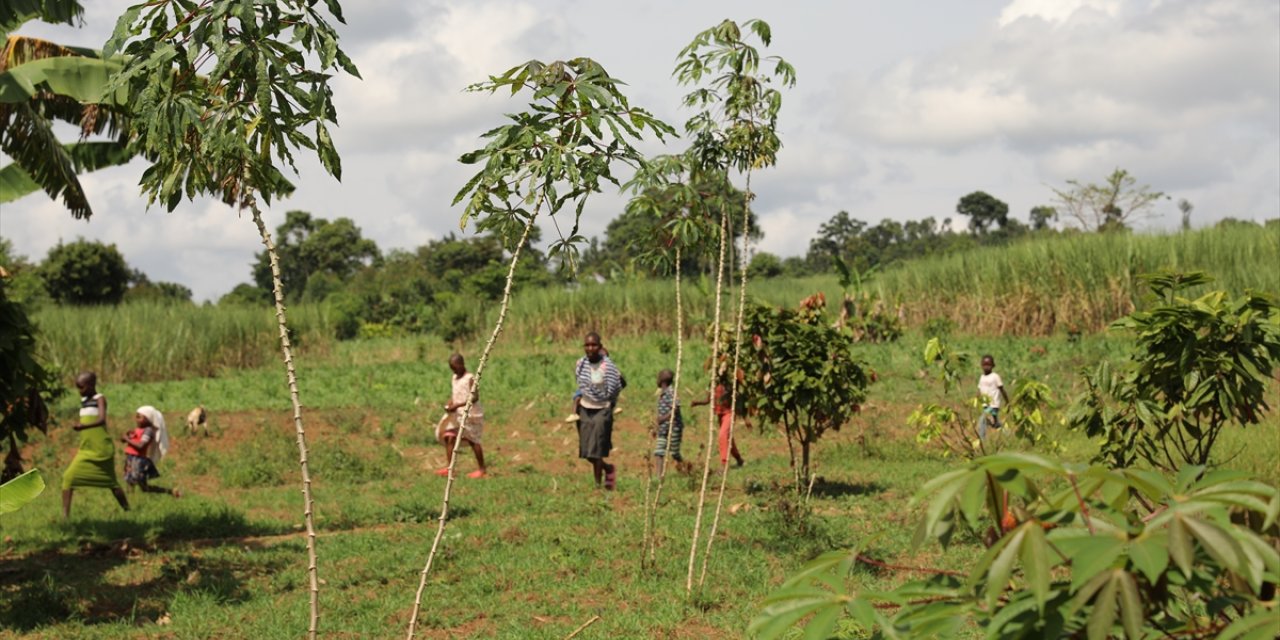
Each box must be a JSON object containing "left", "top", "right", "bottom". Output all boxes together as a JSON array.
[
  {"left": 652, "top": 369, "right": 685, "bottom": 475},
  {"left": 61, "top": 372, "right": 129, "bottom": 519},
  {"left": 977, "top": 355, "right": 1011, "bottom": 439},
  {"left": 692, "top": 380, "right": 745, "bottom": 468},
  {"left": 436, "top": 353, "right": 487, "bottom": 478},
  {"left": 122, "top": 406, "right": 180, "bottom": 497},
  {"left": 574, "top": 331, "right": 624, "bottom": 489}
]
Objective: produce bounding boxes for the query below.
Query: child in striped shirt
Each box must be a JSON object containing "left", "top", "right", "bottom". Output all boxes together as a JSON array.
[{"left": 652, "top": 369, "right": 684, "bottom": 475}]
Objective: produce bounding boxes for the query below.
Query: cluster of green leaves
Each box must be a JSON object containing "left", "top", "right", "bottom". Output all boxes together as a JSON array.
[
  {"left": 0, "top": 276, "right": 61, "bottom": 459},
  {"left": 675, "top": 19, "right": 796, "bottom": 174},
  {"left": 616, "top": 154, "right": 758, "bottom": 276},
  {"left": 1070, "top": 271, "right": 1280, "bottom": 470},
  {"left": 911, "top": 337, "right": 1060, "bottom": 458},
  {"left": 752, "top": 453, "right": 1280, "bottom": 640},
  {"left": 104, "top": 0, "right": 359, "bottom": 209},
  {"left": 454, "top": 58, "right": 675, "bottom": 269},
  {"left": 830, "top": 257, "right": 903, "bottom": 343},
  {"left": 735, "top": 293, "right": 872, "bottom": 487},
  {"left": 0, "top": 2, "right": 133, "bottom": 220}
]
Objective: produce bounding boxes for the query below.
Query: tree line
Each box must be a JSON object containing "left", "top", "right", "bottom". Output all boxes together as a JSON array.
[{"left": 4, "top": 167, "right": 1273, "bottom": 342}]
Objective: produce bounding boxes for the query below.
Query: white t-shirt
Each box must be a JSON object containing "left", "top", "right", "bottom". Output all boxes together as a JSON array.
[
  {"left": 451, "top": 372, "right": 483, "bottom": 417},
  {"left": 978, "top": 373, "right": 1004, "bottom": 408}
]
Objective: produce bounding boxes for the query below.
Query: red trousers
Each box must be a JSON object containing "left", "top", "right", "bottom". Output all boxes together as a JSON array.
[{"left": 718, "top": 411, "right": 741, "bottom": 465}]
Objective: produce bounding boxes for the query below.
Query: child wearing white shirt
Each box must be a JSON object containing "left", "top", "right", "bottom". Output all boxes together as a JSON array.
[{"left": 978, "top": 355, "right": 1011, "bottom": 439}]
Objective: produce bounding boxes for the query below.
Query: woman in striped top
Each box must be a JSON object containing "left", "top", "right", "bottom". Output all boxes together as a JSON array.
[{"left": 574, "top": 332, "right": 624, "bottom": 489}]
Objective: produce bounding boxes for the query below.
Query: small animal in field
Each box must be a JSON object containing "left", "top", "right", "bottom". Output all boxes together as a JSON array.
[{"left": 186, "top": 406, "right": 208, "bottom": 436}]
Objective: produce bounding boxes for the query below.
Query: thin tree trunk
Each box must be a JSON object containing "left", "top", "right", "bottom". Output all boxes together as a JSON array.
[
  {"left": 405, "top": 213, "right": 539, "bottom": 639},
  {"left": 699, "top": 173, "right": 754, "bottom": 588},
  {"left": 801, "top": 440, "right": 811, "bottom": 491},
  {"left": 644, "top": 245, "right": 685, "bottom": 567},
  {"left": 247, "top": 196, "right": 320, "bottom": 640},
  {"left": 687, "top": 204, "right": 730, "bottom": 594}
]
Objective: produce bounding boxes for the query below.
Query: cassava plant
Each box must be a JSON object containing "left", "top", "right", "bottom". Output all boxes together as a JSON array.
[
  {"left": 404, "top": 58, "right": 673, "bottom": 639},
  {"left": 103, "top": 2, "right": 358, "bottom": 635},
  {"left": 674, "top": 17, "right": 796, "bottom": 593},
  {"left": 1069, "top": 271, "right": 1280, "bottom": 471},
  {"left": 623, "top": 154, "right": 748, "bottom": 567},
  {"left": 622, "top": 153, "right": 710, "bottom": 569},
  {"left": 752, "top": 453, "right": 1280, "bottom": 640}
]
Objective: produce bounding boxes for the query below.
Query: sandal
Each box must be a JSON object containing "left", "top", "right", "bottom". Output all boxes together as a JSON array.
[
  {"left": 467, "top": 469, "right": 486, "bottom": 479},
  {"left": 604, "top": 464, "right": 617, "bottom": 490},
  {"left": 434, "top": 468, "right": 450, "bottom": 477}
]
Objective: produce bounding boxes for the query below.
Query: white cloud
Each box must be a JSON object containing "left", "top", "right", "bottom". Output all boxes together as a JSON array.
[
  {"left": 846, "top": 0, "right": 1279, "bottom": 154},
  {"left": 998, "top": 0, "right": 1123, "bottom": 27},
  {"left": 3, "top": 0, "right": 1276, "bottom": 301}
]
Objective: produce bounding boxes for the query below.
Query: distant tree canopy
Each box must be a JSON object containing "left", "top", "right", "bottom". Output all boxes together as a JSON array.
[
  {"left": 805, "top": 211, "right": 976, "bottom": 274},
  {"left": 1029, "top": 206, "right": 1057, "bottom": 231},
  {"left": 956, "top": 191, "right": 1009, "bottom": 235},
  {"left": 40, "top": 239, "right": 130, "bottom": 305},
  {"left": 1053, "top": 168, "right": 1167, "bottom": 232},
  {"left": 333, "top": 227, "right": 553, "bottom": 339},
  {"left": 250, "top": 211, "right": 381, "bottom": 302},
  {"left": 219, "top": 283, "right": 268, "bottom": 306},
  {"left": 123, "top": 271, "right": 193, "bottom": 304},
  {"left": 586, "top": 172, "right": 760, "bottom": 278}
]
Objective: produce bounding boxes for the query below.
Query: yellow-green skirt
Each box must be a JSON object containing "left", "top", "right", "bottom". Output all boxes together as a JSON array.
[{"left": 61, "top": 426, "right": 119, "bottom": 490}]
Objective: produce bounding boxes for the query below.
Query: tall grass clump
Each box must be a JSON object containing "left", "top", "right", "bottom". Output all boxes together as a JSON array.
[
  {"left": 33, "top": 302, "right": 335, "bottom": 383},
  {"left": 875, "top": 226, "right": 1279, "bottom": 335}
]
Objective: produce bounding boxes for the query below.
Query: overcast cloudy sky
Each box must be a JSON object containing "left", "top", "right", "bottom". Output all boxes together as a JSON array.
[{"left": 3, "top": 0, "right": 1277, "bottom": 301}]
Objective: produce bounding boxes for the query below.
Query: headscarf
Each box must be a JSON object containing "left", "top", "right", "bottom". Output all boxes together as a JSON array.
[{"left": 136, "top": 405, "right": 170, "bottom": 462}]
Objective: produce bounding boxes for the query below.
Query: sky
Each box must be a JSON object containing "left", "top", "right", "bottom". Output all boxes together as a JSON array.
[{"left": 2, "top": 0, "right": 1277, "bottom": 302}]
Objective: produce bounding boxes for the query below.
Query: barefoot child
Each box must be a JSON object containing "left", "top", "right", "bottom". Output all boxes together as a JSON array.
[
  {"left": 122, "top": 406, "right": 180, "bottom": 497},
  {"left": 977, "top": 355, "right": 1011, "bottom": 439},
  {"left": 62, "top": 372, "right": 129, "bottom": 518},
  {"left": 437, "top": 354, "right": 487, "bottom": 479},
  {"left": 652, "top": 369, "right": 684, "bottom": 475}
]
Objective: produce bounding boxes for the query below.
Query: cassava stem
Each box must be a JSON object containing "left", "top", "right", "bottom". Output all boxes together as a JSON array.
[
  {"left": 699, "top": 172, "right": 754, "bottom": 587},
  {"left": 405, "top": 212, "right": 540, "bottom": 639},
  {"left": 644, "top": 244, "right": 686, "bottom": 566},
  {"left": 687, "top": 203, "right": 730, "bottom": 593},
  {"left": 248, "top": 196, "right": 321, "bottom": 640}
]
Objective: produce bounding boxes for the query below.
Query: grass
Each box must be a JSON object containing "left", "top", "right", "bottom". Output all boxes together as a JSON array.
[
  {"left": 30, "top": 226, "right": 1278, "bottom": 387},
  {"left": 4, "top": 330, "right": 1277, "bottom": 638},
  {"left": 33, "top": 302, "right": 338, "bottom": 384},
  {"left": 874, "top": 224, "right": 1280, "bottom": 334}
]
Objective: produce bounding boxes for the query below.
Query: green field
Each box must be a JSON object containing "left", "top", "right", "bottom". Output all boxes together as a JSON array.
[{"left": 3, "top": 328, "right": 1277, "bottom": 638}]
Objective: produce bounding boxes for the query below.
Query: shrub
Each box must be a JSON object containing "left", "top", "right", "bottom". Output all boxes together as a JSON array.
[
  {"left": 1069, "top": 272, "right": 1280, "bottom": 470},
  {"left": 753, "top": 454, "right": 1280, "bottom": 639}
]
